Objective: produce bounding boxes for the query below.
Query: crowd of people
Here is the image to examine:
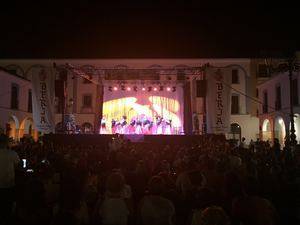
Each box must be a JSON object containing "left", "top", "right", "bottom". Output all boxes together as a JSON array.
[{"left": 0, "top": 133, "right": 299, "bottom": 225}]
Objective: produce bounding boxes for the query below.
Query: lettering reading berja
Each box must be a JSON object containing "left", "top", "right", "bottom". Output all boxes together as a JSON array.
[
  {"left": 40, "top": 82, "right": 47, "bottom": 124},
  {"left": 216, "top": 82, "right": 223, "bottom": 125}
]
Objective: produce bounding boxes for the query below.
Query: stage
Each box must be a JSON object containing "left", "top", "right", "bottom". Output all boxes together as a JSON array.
[{"left": 44, "top": 134, "right": 226, "bottom": 147}]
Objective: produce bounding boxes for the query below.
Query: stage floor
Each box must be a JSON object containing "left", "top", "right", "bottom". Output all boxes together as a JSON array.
[{"left": 45, "top": 134, "right": 212, "bottom": 146}]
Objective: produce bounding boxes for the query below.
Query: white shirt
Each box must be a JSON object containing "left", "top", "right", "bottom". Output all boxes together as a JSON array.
[{"left": 0, "top": 148, "right": 20, "bottom": 188}]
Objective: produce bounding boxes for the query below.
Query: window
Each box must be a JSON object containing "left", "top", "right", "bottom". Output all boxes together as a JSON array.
[
  {"left": 83, "top": 95, "right": 92, "bottom": 107},
  {"left": 11, "top": 84, "right": 19, "bottom": 109},
  {"left": 231, "top": 95, "right": 239, "bottom": 114},
  {"left": 292, "top": 79, "right": 299, "bottom": 106},
  {"left": 275, "top": 85, "right": 281, "bottom": 110},
  {"left": 231, "top": 69, "right": 239, "bottom": 84},
  {"left": 83, "top": 75, "right": 93, "bottom": 84},
  {"left": 256, "top": 88, "right": 259, "bottom": 98},
  {"left": 258, "top": 64, "right": 269, "bottom": 77},
  {"left": 28, "top": 89, "right": 32, "bottom": 112},
  {"left": 263, "top": 91, "right": 268, "bottom": 113}
]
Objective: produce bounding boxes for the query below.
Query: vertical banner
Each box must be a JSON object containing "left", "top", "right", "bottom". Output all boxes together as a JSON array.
[
  {"left": 32, "top": 67, "right": 55, "bottom": 133},
  {"left": 206, "top": 67, "right": 231, "bottom": 134}
]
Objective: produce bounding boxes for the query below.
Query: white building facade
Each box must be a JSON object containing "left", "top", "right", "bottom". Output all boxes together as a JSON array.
[
  {"left": 0, "top": 69, "right": 38, "bottom": 140},
  {"left": 257, "top": 70, "right": 300, "bottom": 146},
  {"left": 0, "top": 59, "right": 259, "bottom": 143}
]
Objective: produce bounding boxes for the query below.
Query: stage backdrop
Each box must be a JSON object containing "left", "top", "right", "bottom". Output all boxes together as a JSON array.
[
  {"left": 206, "top": 68, "right": 232, "bottom": 134},
  {"left": 102, "top": 83, "right": 184, "bottom": 134}
]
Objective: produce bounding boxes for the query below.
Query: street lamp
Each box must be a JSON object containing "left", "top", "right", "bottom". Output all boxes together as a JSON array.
[{"left": 265, "top": 54, "right": 300, "bottom": 146}]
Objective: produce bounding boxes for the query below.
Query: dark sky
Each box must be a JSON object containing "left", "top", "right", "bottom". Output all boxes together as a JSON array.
[{"left": 1, "top": 2, "right": 299, "bottom": 58}]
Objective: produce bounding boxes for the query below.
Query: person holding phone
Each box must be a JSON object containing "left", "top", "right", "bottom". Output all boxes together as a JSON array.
[{"left": 0, "top": 134, "right": 20, "bottom": 223}]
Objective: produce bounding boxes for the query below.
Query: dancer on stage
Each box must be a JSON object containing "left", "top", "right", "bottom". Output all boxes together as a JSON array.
[
  {"left": 128, "top": 118, "right": 136, "bottom": 134},
  {"left": 156, "top": 115, "right": 163, "bottom": 134},
  {"left": 111, "top": 119, "right": 117, "bottom": 134},
  {"left": 120, "top": 116, "right": 127, "bottom": 134},
  {"left": 135, "top": 119, "right": 143, "bottom": 134},
  {"left": 164, "top": 119, "right": 172, "bottom": 135},
  {"left": 100, "top": 117, "right": 108, "bottom": 134}
]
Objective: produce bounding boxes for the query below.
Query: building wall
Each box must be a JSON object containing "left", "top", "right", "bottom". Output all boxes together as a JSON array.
[
  {"left": 257, "top": 71, "right": 300, "bottom": 145},
  {"left": 0, "top": 59, "right": 258, "bottom": 142},
  {"left": 0, "top": 70, "right": 37, "bottom": 140}
]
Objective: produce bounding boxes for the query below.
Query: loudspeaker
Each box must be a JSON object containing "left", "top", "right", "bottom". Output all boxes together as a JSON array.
[{"left": 196, "top": 80, "right": 206, "bottom": 97}]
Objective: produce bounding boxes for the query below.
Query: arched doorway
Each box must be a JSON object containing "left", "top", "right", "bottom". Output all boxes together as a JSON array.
[
  {"left": 274, "top": 117, "right": 286, "bottom": 146},
  {"left": 262, "top": 119, "right": 272, "bottom": 141},
  {"left": 7, "top": 115, "right": 19, "bottom": 140},
  {"left": 19, "top": 117, "right": 35, "bottom": 138},
  {"left": 290, "top": 114, "right": 300, "bottom": 144},
  {"left": 229, "top": 123, "right": 241, "bottom": 143},
  {"left": 82, "top": 122, "right": 93, "bottom": 134}
]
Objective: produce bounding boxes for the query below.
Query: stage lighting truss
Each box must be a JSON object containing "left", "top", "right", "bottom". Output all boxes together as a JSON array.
[
  {"left": 172, "top": 86, "right": 176, "bottom": 92},
  {"left": 108, "top": 86, "right": 112, "bottom": 91}
]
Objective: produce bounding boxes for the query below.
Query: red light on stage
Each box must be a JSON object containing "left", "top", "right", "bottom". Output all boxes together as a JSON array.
[
  {"left": 167, "top": 87, "right": 171, "bottom": 91},
  {"left": 127, "top": 87, "right": 131, "bottom": 91},
  {"left": 153, "top": 87, "right": 158, "bottom": 91},
  {"left": 113, "top": 87, "right": 118, "bottom": 91},
  {"left": 142, "top": 87, "right": 146, "bottom": 91}
]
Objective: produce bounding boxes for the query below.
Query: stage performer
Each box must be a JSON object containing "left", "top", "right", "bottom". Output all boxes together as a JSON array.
[
  {"left": 115, "top": 120, "right": 122, "bottom": 134},
  {"left": 120, "top": 116, "right": 127, "bottom": 134},
  {"left": 128, "top": 118, "right": 136, "bottom": 134},
  {"left": 100, "top": 117, "right": 108, "bottom": 134},
  {"left": 111, "top": 119, "right": 117, "bottom": 134},
  {"left": 142, "top": 119, "right": 151, "bottom": 134},
  {"left": 164, "top": 119, "right": 172, "bottom": 135},
  {"left": 156, "top": 116, "right": 163, "bottom": 134},
  {"left": 135, "top": 119, "right": 143, "bottom": 134}
]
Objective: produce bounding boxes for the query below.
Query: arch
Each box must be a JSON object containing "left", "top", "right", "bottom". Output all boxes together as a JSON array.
[
  {"left": 19, "top": 117, "right": 35, "bottom": 138},
  {"left": 7, "top": 115, "right": 19, "bottom": 139},
  {"left": 290, "top": 113, "right": 300, "bottom": 144},
  {"left": 4, "top": 64, "right": 25, "bottom": 77},
  {"left": 274, "top": 116, "right": 286, "bottom": 146},
  {"left": 82, "top": 122, "right": 93, "bottom": 134},
  {"left": 229, "top": 123, "right": 241, "bottom": 142},
  {"left": 148, "top": 64, "right": 162, "bottom": 69},
  {"left": 262, "top": 119, "right": 271, "bottom": 141}
]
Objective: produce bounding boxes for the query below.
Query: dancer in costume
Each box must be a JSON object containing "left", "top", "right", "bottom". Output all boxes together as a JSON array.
[{"left": 100, "top": 117, "right": 108, "bottom": 134}]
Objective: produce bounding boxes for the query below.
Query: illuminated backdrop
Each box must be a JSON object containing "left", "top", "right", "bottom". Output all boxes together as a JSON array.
[{"left": 102, "top": 82, "right": 184, "bottom": 134}]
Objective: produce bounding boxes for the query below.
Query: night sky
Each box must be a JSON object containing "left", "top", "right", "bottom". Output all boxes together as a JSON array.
[{"left": 1, "top": 2, "right": 299, "bottom": 58}]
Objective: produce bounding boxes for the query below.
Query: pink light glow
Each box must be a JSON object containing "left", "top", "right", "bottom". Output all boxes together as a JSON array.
[
  {"left": 127, "top": 87, "right": 131, "bottom": 91},
  {"left": 167, "top": 87, "right": 171, "bottom": 91},
  {"left": 153, "top": 87, "right": 158, "bottom": 91},
  {"left": 113, "top": 87, "right": 118, "bottom": 91},
  {"left": 142, "top": 87, "right": 146, "bottom": 91}
]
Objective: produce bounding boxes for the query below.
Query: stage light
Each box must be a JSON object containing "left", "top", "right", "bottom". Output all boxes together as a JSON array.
[
  {"left": 121, "top": 85, "right": 125, "bottom": 91},
  {"left": 153, "top": 87, "right": 158, "bottom": 91},
  {"left": 172, "top": 86, "right": 176, "bottom": 92},
  {"left": 159, "top": 86, "right": 164, "bottom": 91},
  {"left": 108, "top": 86, "right": 112, "bottom": 91},
  {"left": 148, "top": 87, "right": 152, "bottom": 92},
  {"left": 127, "top": 87, "right": 131, "bottom": 91},
  {"left": 166, "top": 87, "right": 171, "bottom": 91},
  {"left": 133, "top": 86, "right": 138, "bottom": 91},
  {"left": 113, "top": 87, "right": 118, "bottom": 91},
  {"left": 142, "top": 87, "right": 146, "bottom": 91}
]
